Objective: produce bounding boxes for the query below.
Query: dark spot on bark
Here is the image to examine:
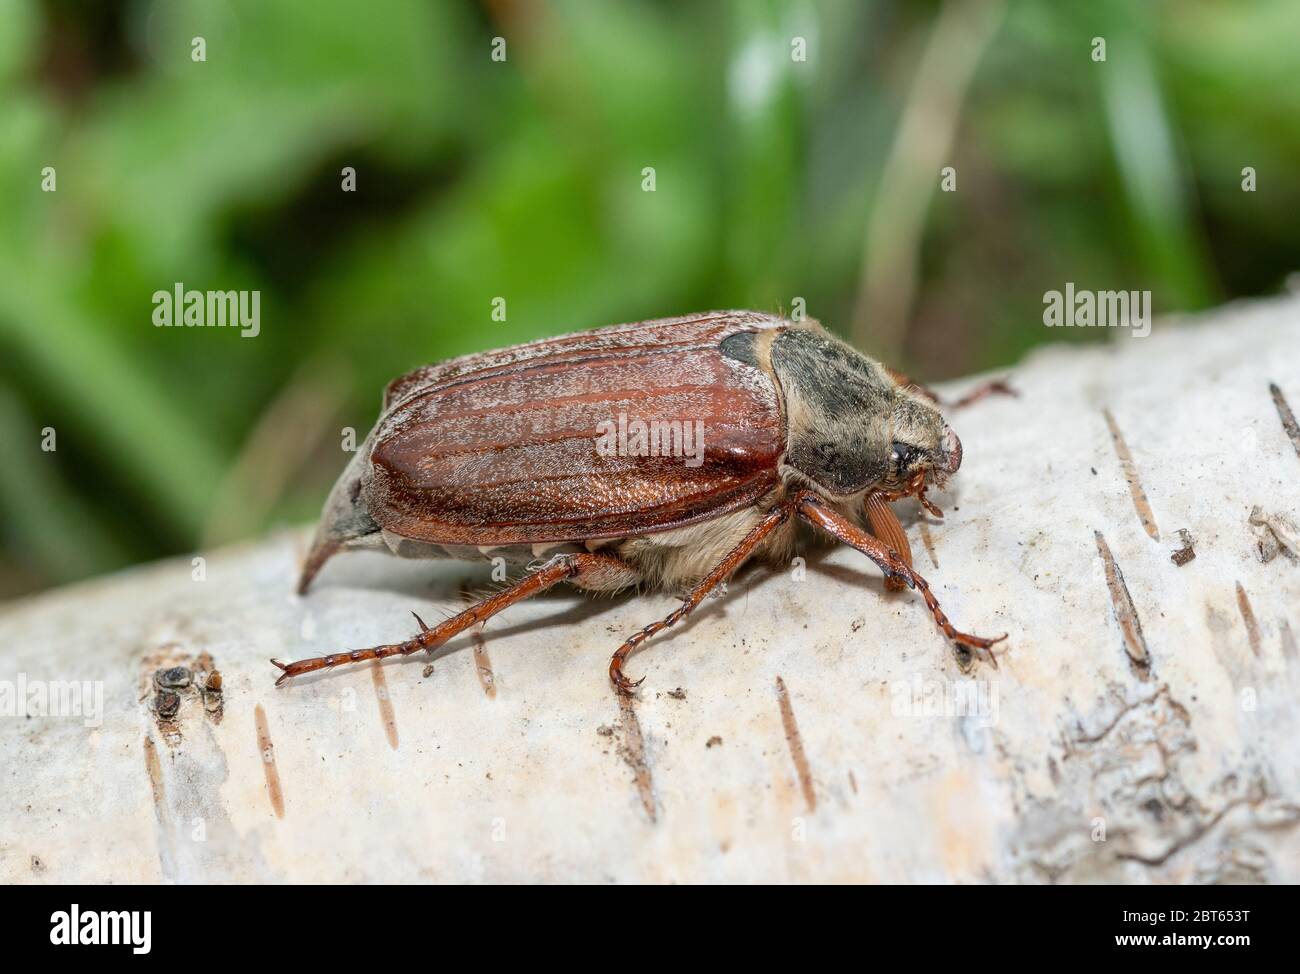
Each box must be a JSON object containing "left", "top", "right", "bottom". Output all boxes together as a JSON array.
[
  {"left": 155, "top": 666, "right": 191, "bottom": 689},
  {"left": 155, "top": 690, "right": 181, "bottom": 719}
]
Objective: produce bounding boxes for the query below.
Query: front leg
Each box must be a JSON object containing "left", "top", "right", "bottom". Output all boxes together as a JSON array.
[
  {"left": 794, "top": 490, "right": 1006, "bottom": 664},
  {"left": 864, "top": 490, "right": 912, "bottom": 593},
  {"left": 886, "top": 368, "right": 1017, "bottom": 410}
]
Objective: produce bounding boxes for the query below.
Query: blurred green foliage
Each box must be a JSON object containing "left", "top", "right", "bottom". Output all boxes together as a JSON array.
[{"left": 1, "top": 0, "right": 1297, "bottom": 596}]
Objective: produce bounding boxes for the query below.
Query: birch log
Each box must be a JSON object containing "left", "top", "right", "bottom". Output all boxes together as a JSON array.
[{"left": 4, "top": 295, "right": 1300, "bottom": 884}]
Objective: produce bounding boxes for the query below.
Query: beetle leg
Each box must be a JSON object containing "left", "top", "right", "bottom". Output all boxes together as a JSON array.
[
  {"left": 875, "top": 470, "right": 944, "bottom": 519},
  {"left": 886, "top": 369, "right": 1017, "bottom": 409},
  {"left": 946, "top": 378, "right": 1017, "bottom": 409},
  {"left": 864, "top": 491, "right": 911, "bottom": 593},
  {"left": 794, "top": 490, "right": 1007, "bottom": 663},
  {"left": 272, "top": 552, "right": 631, "bottom": 686},
  {"left": 609, "top": 504, "right": 792, "bottom": 694}
]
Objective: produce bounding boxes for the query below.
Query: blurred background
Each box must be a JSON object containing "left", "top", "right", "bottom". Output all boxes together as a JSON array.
[{"left": 1, "top": 0, "right": 1297, "bottom": 599}]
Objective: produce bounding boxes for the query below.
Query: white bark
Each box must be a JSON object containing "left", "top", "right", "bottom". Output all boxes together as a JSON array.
[{"left": 4, "top": 295, "right": 1300, "bottom": 883}]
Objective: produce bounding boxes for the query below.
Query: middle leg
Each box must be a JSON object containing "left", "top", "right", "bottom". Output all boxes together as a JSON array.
[{"left": 609, "top": 504, "right": 792, "bottom": 693}]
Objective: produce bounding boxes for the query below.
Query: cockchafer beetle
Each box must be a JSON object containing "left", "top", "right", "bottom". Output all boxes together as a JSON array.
[{"left": 273, "top": 311, "right": 1009, "bottom": 693}]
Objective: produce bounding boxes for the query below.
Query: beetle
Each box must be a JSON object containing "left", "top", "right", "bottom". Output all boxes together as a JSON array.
[{"left": 272, "top": 310, "right": 1007, "bottom": 693}]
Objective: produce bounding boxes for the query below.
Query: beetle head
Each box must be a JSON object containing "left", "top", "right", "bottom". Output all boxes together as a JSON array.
[
  {"left": 771, "top": 327, "right": 961, "bottom": 499},
  {"left": 882, "top": 393, "right": 962, "bottom": 493}
]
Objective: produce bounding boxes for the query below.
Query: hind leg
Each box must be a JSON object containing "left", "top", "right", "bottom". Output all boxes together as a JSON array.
[{"left": 272, "top": 551, "right": 639, "bottom": 685}]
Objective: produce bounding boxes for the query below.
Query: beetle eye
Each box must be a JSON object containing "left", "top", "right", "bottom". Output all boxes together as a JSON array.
[{"left": 890, "top": 441, "right": 917, "bottom": 470}]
